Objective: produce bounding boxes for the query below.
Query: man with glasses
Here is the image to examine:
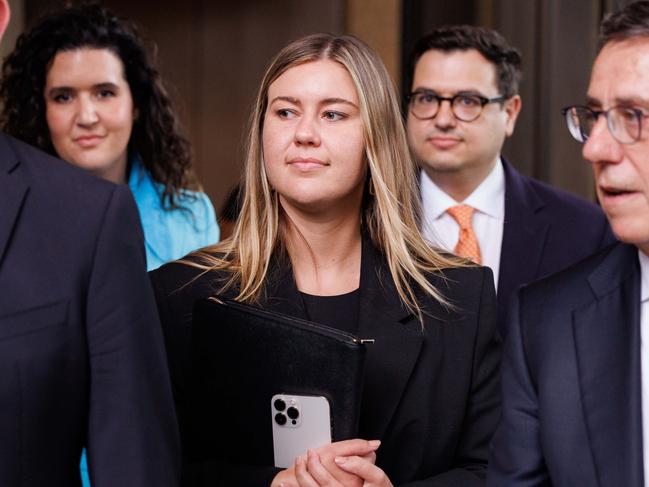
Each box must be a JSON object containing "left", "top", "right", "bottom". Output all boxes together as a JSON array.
[
  {"left": 489, "top": 2, "right": 649, "bottom": 484},
  {"left": 406, "top": 25, "right": 613, "bottom": 337}
]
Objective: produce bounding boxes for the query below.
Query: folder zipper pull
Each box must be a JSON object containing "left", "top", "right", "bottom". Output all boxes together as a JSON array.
[{"left": 357, "top": 338, "right": 375, "bottom": 344}]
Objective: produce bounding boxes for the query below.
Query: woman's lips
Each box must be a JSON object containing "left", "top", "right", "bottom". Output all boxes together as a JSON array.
[
  {"left": 288, "top": 158, "right": 328, "bottom": 170},
  {"left": 74, "top": 135, "right": 104, "bottom": 148}
]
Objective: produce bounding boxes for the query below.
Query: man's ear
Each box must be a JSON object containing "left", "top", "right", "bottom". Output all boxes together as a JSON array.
[
  {"left": 0, "top": 0, "right": 11, "bottom": 43},
  {"left": 504, "top": 94, "right": 522, "bottom": 137}
]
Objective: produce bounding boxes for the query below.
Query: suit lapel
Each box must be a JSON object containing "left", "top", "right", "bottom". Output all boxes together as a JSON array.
[
  {"left": 356, "top": 239, "right": 423, "bottom": 440},
  {"left": 263, "top": 239, "right": 424, "bottom": 440},
  {"left": 497, "top": 160, "right": 549, "bottom": 320},
  {"left": 573, "top": 243, "right": 643, "bottom": 487},
  {"left": 263, "top": 254, "right": 307, "bottom": 319},
  {"left": 0, "top": 136, "right": 27, "bottom": 266}
]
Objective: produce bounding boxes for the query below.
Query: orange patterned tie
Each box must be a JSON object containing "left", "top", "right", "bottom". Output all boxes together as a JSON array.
[{"left": 447, "top": 205, "right": 482, "bottom": 264}]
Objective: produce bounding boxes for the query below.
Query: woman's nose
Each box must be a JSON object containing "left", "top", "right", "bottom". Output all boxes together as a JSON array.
[
  {"left": 294, "top": 114, "right": 321, "bottom": 146},
  {"left": 76, "top": 96, "right": 99, "bottom": 126}
]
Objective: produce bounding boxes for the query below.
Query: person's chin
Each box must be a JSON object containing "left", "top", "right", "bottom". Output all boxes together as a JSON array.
[
  {"left": 422, "top": 158, "right": 464, "bottom": 173},
  {"left": 607, "top": 215, "right": 649, "bottom": 247},
  {"left": 598, "top": 189, "right": 646, "bottom": 222},
  {"left": 281, "top": 190, "right": 321, "bottom": 207},
  {"left": 69, "top": 157, "right": 108, "bottom": 175}
]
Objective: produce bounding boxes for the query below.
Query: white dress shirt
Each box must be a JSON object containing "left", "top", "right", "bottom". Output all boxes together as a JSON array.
[
  {"left": 639, "top": 249, "right": 649, "bottom": 486},
  {"left": 420, "top": 159, "right": 505, "bottom": 290}
]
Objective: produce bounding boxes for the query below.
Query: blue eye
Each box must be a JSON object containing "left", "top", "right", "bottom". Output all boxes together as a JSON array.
[
  {"left": 277, "top": 109, "right": 296, "bottom": 119},
  {"left": 323, "top": 111, "right": 345, "bottom": 121}
]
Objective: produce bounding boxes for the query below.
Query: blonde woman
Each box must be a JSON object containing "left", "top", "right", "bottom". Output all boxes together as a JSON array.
[{"left": 151, "top": 33, "right": 499, "bottom": 486}]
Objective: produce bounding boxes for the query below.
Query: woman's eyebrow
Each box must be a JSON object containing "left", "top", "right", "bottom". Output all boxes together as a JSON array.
[
  {"left": 268, "top": 95, "right": 299, "bottom": 105},
  {"left": 321, "top": 97, "right": 358, "bottom": 108},
  {"left": 269, "top": 95, "right": 358, "bottom": 109}
]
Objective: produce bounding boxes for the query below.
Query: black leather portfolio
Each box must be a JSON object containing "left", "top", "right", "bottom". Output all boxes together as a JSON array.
[{"left": 190, "top": 298, "right": 368, "bottom": 467}]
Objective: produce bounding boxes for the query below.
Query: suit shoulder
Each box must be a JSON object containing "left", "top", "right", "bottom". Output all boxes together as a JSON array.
[
  {"left": 7, "top": 133, "right": 116, "bottom": 197},
  {"left": 437, "top": 263, "right": 491, "bottom": 283},
  {"left": 150, "top": 253, "right": 228, "bottom": 302},
  {"left": 519, "top": 242, "right": 618, "bottom": 305},
  {"left": 518, "top": 171, "right": 605, "bottom": 218},
  {"left": 433, "top": 264, "right": 494, "bottom": 304}
]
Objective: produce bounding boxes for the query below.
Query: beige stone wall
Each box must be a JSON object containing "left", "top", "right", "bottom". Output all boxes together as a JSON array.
[{"left": 346, "top": 0, "right": 402, "bottom": 87}]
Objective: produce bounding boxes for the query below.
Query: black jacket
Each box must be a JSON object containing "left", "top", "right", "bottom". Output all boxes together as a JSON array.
[
  {"left": 497, "top": 159, "right": 615, "bottom": 337},
  {"left": 0, "top": 133, "right": 180, "bottom": 486},
  {"left": 151, "top": 237, "right": 500, "bottom": 486},
  {"left": 489, "top": 242, "right": 643, "bottom": 486}
]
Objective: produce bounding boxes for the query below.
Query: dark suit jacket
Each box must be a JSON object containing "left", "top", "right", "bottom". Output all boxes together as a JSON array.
[
  {"left": 150, "top": 238, "right": 500, "bottom": 486},
  {"left": 496, "top": 159, "right": 615, "bottom": 337},
  {"left": 488, "top": 242, "right": 643, "bottom": 486},
  {"left": 0, "top": 133, "right": 180, "bottom": 486}
]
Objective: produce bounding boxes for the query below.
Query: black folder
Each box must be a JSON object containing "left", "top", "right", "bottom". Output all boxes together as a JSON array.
[{"left": 190, "top": 298, "right": 368, "bottom": 467}]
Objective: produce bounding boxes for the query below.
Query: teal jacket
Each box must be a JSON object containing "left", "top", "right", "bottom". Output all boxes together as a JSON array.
[{"left": 128, "top": 158, "right": 220, "bottom": 271}]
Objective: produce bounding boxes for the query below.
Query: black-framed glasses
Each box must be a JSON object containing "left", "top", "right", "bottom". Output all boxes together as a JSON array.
[
  {"left": 406, "top": 89, "right": 507, "bottom": 122},
  {"left": 562, "top": 105, "right": 649, "bottom": 145}
]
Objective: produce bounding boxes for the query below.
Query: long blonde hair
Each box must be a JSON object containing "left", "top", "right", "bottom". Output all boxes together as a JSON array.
[{"left": 190, "top": 33, "right": 463, "bottom": 318}]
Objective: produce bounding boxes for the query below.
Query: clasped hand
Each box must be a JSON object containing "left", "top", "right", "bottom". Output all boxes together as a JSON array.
[{"left": 270, "top": 439, "right": 393, "bottom": 487}]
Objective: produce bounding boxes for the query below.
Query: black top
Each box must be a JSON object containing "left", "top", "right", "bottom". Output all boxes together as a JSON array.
[{"left": 299, "top": 288, "right": 360, "bottom": 335}]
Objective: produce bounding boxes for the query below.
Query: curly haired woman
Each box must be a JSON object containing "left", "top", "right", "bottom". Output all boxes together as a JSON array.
[{"left": 0, "top": 3, "right": 219, "bottom": 272}]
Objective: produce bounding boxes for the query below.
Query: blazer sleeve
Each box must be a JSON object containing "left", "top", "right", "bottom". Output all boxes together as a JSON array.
[
  {"left": 85, "top": 184, "right": 181, "bottom": 487},
  {"left": 150, "top": 263, "right": 280, "bottom": 486},
  {"left": 403, "top": 267, "right": 501, "bottom": 487},
  {"left": 486, "top": 288, "right": 550, "bottom": 486},
  {"left": 455, "top": 267, "right": 501, "bottom": 480}
]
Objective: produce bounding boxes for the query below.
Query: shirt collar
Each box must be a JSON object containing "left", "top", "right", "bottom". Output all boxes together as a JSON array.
[
  {"left": 128, "top": 156, "right": 146, "bottom": 192},
  {"left": 128, "top": 156, "right": 162, "bottom": 204},
  {"left": 639, "top": 249, "right": 649, "bottom": 303},
  {"left": 420, "top": 157, "right": 506, "bottom": 220}
]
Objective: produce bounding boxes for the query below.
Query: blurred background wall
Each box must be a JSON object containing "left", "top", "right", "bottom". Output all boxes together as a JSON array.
[{"left": 2, "top": 0, "right": 638, "bottom": 213}]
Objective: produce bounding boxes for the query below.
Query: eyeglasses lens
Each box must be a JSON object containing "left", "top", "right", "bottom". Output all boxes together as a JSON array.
[
  {"left": 411, "top": 93, "right": 483, "bottom": 122},
  {"left": 565, "top": 106, "right": 641, "bottom": 144},
  {"left": 613, "top": 107, "right": 641, "bottom": 144}
]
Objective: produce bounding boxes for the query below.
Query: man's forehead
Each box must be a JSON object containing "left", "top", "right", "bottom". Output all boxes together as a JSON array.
[
  {"left": 413, "top": 48, "right": 498, "bottom": 91},
  {"left": 415, "top": 48, "right": 493, "bottom": 70},
  {"left": 588, "top": 38, "right": 649, "bottom": 103}
]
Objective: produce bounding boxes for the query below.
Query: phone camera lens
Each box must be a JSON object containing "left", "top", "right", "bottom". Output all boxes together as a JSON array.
[
  {"left": 274, "top": 399, "right": 286, "bottom": 411},
  {"left": 287, "top": 406, "right": 299, "bottom": 420},
  {"left": 275, "top": 413, "right": 287, "bottom": 425}
]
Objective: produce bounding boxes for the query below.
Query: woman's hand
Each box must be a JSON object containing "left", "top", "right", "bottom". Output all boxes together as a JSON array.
[
  {"left": 334, "top": 455, "right": 394, "bottom": 487},
  {"left": 270, "top": 439, "right": 380, "bottom": 487},
  {"left": 271, "top": 464, "right": 299, "bottom": 487},
  {"left": 313, "top": 438, "right": 378, "bottom": 485}
]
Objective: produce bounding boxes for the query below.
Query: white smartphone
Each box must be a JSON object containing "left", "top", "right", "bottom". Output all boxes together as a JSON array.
[{"left": 271, "top": 393, "right": 332, "bottom": 468}]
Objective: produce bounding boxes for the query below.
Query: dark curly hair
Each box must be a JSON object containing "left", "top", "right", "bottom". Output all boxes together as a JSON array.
[
  {"left": 0, "top": 2, "right": 197, "bottom": 208},
  {"left": 406, "top": 25, "right": 522, "bottom": 100}
]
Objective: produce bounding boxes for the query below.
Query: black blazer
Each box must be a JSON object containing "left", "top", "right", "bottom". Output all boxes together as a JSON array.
[
  {"left": 488, "top": 242, "right": 643, "bottom": 486},
  {"left": 0, "top": 134, "right": 180, "bottom": 486},
  {"left": 496, "top": 159, "right": 615, "bottom": 337},
  {"left": 150, "top": 238, "right": 500, "bottom": 486}
]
